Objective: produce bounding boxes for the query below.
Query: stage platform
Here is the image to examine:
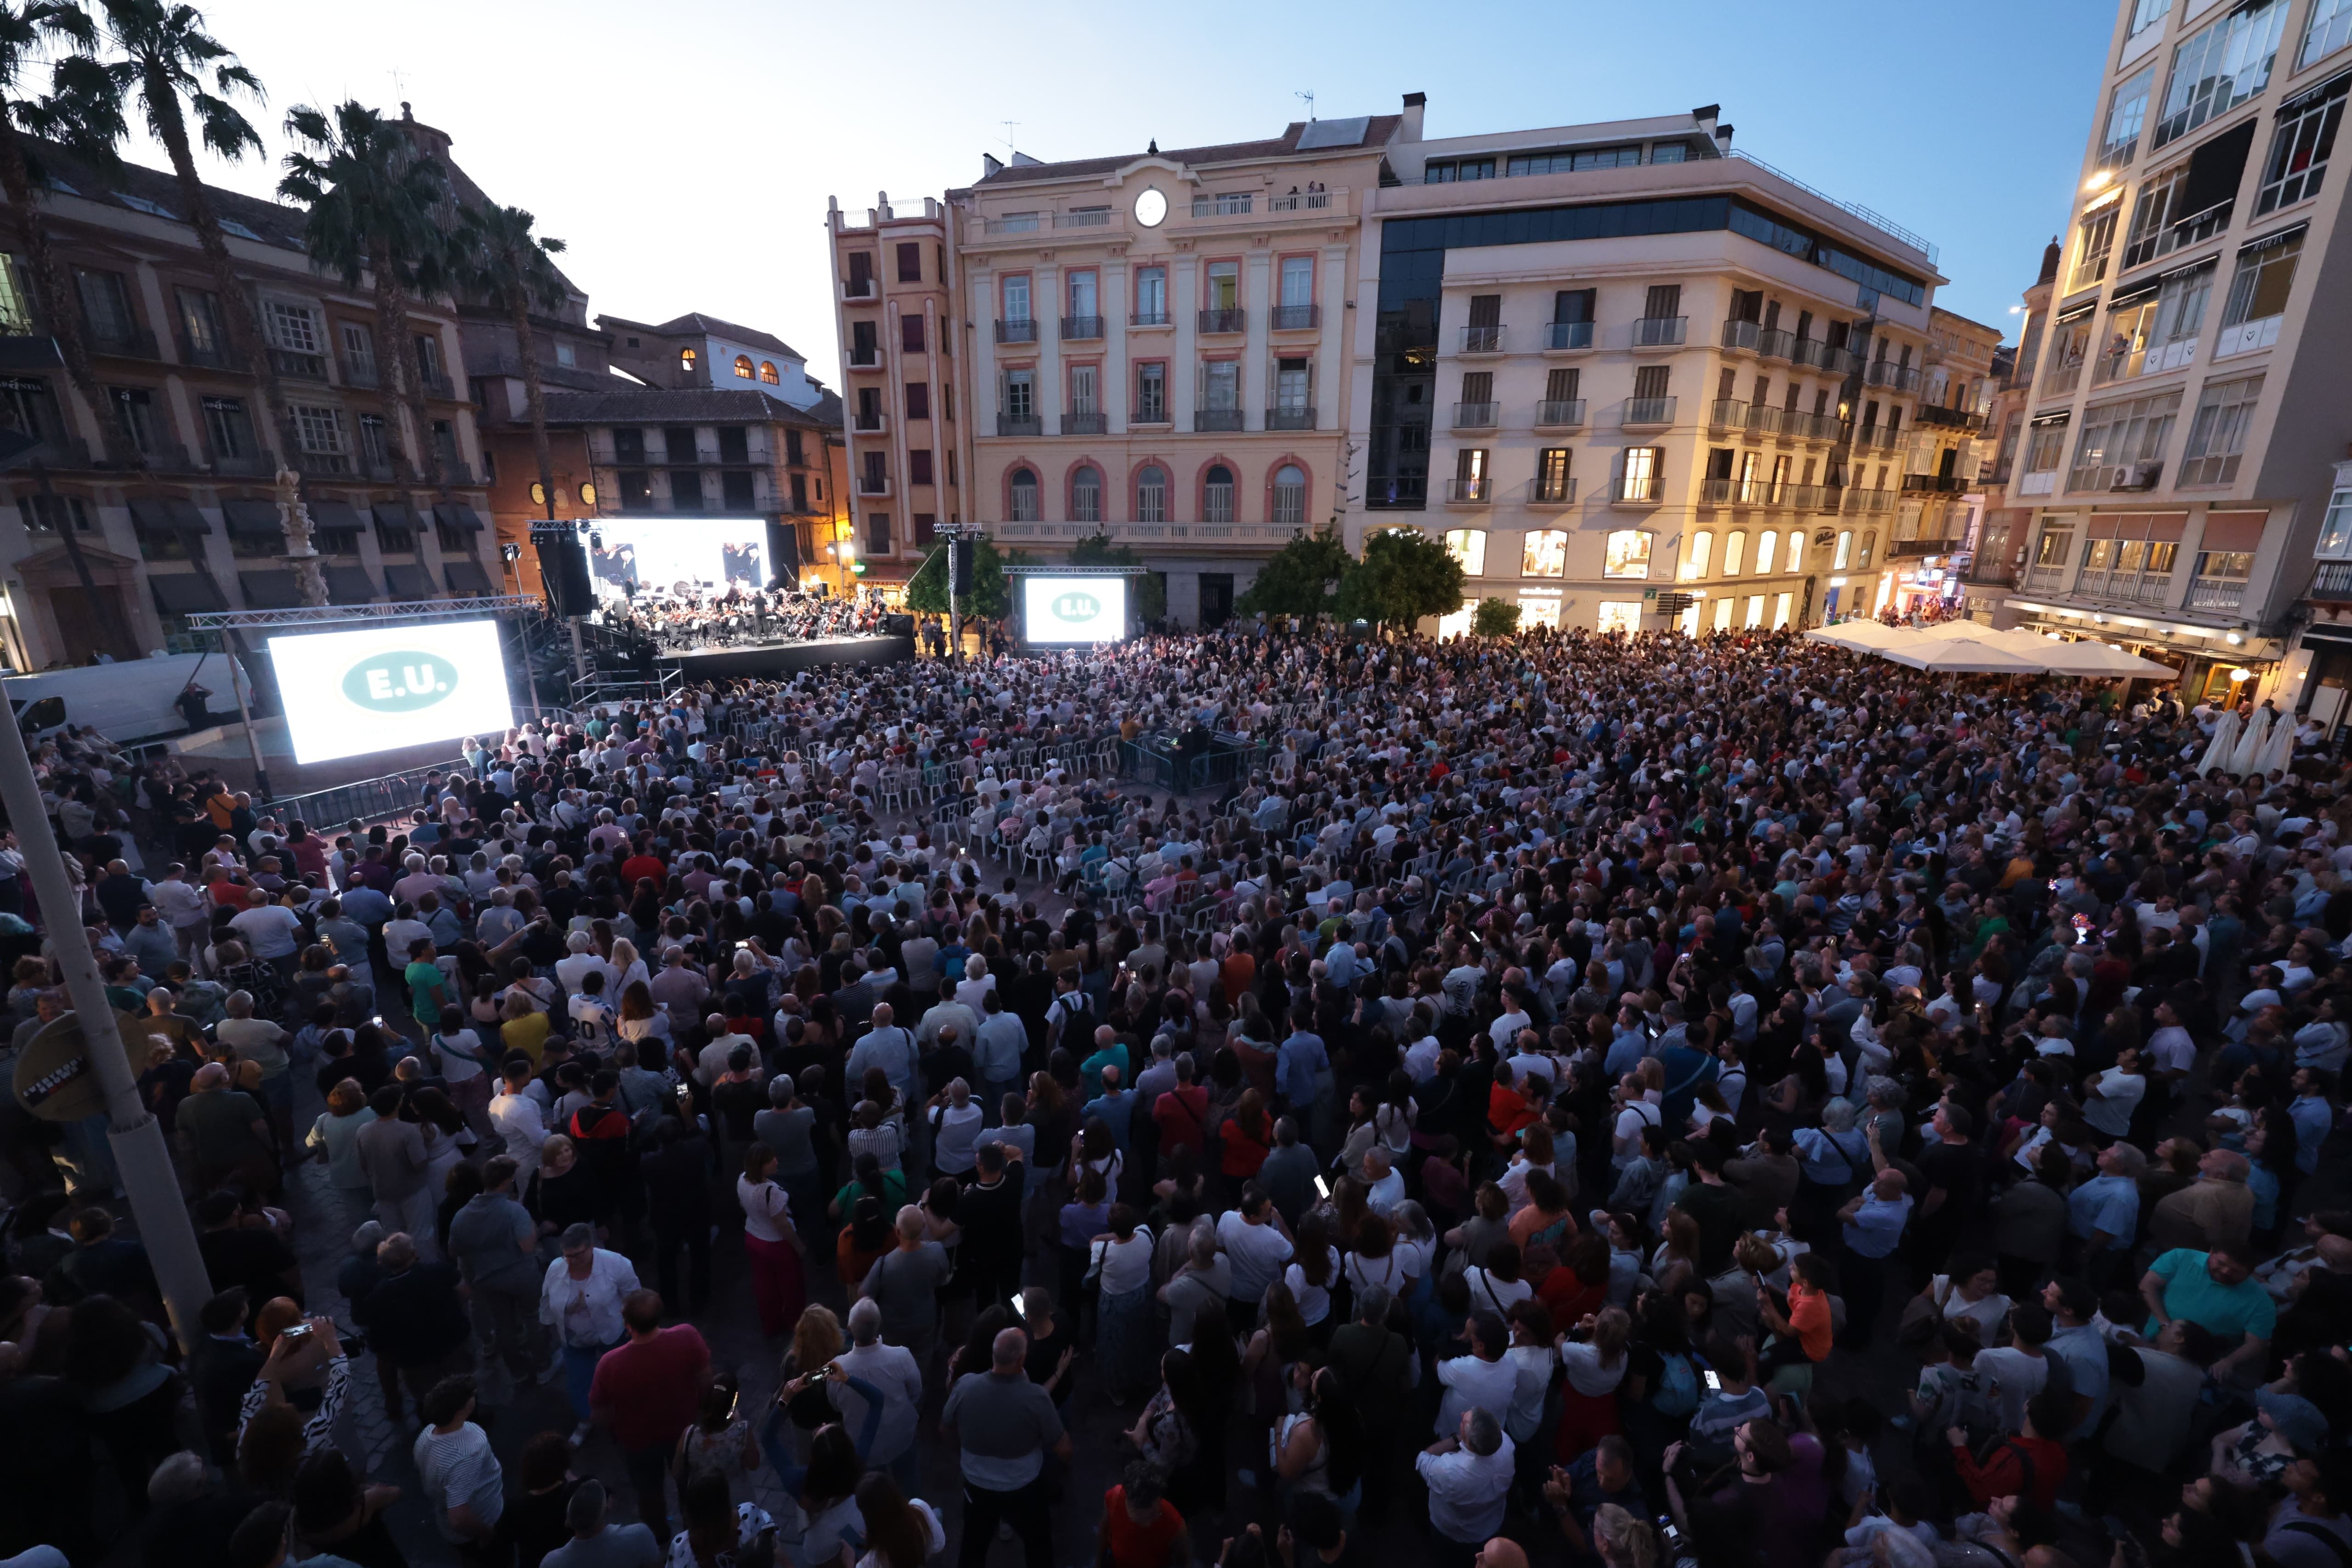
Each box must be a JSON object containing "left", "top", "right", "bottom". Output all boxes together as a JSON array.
[{"left": 655, "top": 634, "right": 915, "bottom": 680}]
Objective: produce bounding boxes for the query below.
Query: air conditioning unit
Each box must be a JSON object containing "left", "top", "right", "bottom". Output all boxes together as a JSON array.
[{"left": 2112, "top": 460, "right": 2163, "bottom": 492}]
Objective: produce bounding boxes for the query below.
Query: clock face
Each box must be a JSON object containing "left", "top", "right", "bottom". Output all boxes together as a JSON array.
[{"left": 1134, "top": 187, "right": 1168, "bottom": 228}]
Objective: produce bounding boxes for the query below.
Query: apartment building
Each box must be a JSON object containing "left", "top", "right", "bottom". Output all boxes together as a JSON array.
[
  {"left": 1960, "top": 238, "right": 2064, "bottom": 624},
  {"left": 2009, "top": 0, "right": 2352, "bottom": 706},
  {"left": 829, "top": 110, "right": 1400, "bottom": 623},
  {"left": 0, "top": 139, "right": 498, "bottom": 668},
  {"left": 1884, "top": 306, "right": 2003, "bottom": 614},
  {"left": 1343, "top": 105, "right": 1949, "bottom": 635}
]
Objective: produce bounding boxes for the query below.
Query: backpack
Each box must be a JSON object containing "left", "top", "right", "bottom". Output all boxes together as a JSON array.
[{"left": 1652, "top": 1350, "right": 1701, "bottom": 1417}]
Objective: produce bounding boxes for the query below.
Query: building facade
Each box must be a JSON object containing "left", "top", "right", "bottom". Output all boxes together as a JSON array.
[
  {"left": 0, "top": 139, "right": 499, "bottom": 669},
  {"left": 2007, "top": 0, "right": 2352, "bottom": 706},
  {"left": 1340, "top": 104, "right": 1950, "bottom": 636}
]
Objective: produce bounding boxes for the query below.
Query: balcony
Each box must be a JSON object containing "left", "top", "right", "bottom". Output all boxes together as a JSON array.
[
  {"left": 294, "top": 448, "right": 351, "bottom": 475},
  {"left": 1865, "top": 362, "right": 1922, "bottom": 393},
  {"left": 1193, "top": 408, "right": 1245, "bottom": 432},
  {"left": 1270, "top": 304, "right": 1320, "bottom": 331},
  {"left": 1843, "top": 489, "right": 1894, "bottom": 515},
  {"left": 1722, "top": 319, "right": 1764, "bottom": 353},
  {"left": 1611, "top": 476, "right": 1663, "bottom": 505},
  {"left": 418, "top": 371, "right": 456, "bottom": 400},
  {"left": 1758, "top": 328, "right": 1797, "bottom": 360},
  {"left": 1888, "top": 536, "right": 1966, "bottom": 559},
  {"left": 175, "top": 331, "right": 232, "bottom": 368},
  {"left": 1534, "top": 399, "right": 1586, "bottom": 429},
  {"left": 271, "top": 347, "right": 328, "bottom": 381},
  {"left": 90, "top": 325, "right": 160, "bottom": 360},
  {"left": 2312, "top": 561, "right": 2352, "bottom": 602},
  {"left": 1055, "top": 209, "right": 1114, "bottom": 229},
  {"left": 1631, "top": 316, "right": 1687, "bottom": 348},
  {"left": 2075, "top": 568, "right": 2174, "bottom": 606},
  {"left": 1459, "top": 325, "right": 1504, "bottom": 354},
  {"left": 1851, "top": 425, "right": 1901, "bottom": 453},
  {"left": 1798, "top": 413, "right": 1844, "bottom": 441},
  {"left": 1791, "top": 483, "right": 1842, "bottom": 512},
  {"left": 342, "top": 358, "right": 381, "bottom": 390},
  {"left": 1750, "top": 405, "right": 1796, "bottom": 438},
  {"left": 1130, "top": 310, "right": 1171, "bottom": 328},
  {"left": 1792, "top": 338, "right": 1849, "bottom": 372},
  {"left": 853, "top": 411, "right": 888, "bottom": 435},
  {"left": 842, "top": 278, "right": 877, "bottom": 302},
  {"left": 210, "top": 451, "right": 272, "bottom": 477},
  {"left": 1452, "top": 401, "right": 1499, "bottom": 429},
  {"left": 1545, "top": 321, "right": 1594, "bottom": 351},
  {"left": 1443, "top": 477, "right": 1493, "bottom": 504},
  {"left": 1198, "top": 308, "right": 1247, "bottom": 334},
  {"left": 2043, "top": 359, "right": 2085, "bottom": 397},
  {"left": 1915, "top": 404, "right": 1987, "bottom": 432},
  {"left": 1266, "top": 406, "right": 1317, "bottom": 431},
  {"left": 1707, "top": 398, "right": 1748, "bottom": 432},
  {"left": 1623, "top": 396, "right": 1676, "bottom": 427},
  {"left": 858, "top": 473, "right": 891, "bottom": 497},
  {"left": 1902, "top": 473, "right": 1965, "bottom": 493},
  {"left": 995, "top": 318, "right": 1038, "bottom": 345},
  {"left": 2187, "top": 577, "right": 2246, "bottom": 611},
  {"left": 995, "top": 414, "right": 1042, "bottom": 437},
  {"left": 1060, "top": 315, "right": 1104, "bottom": 341},
  {"left": 1193, "top": 194, "right": 1253, "bottom": 217},
  {"left": 2022, "top": 564, "right": 2071, "bottom": 593},
  {"left": 847, "top": 345, "right": 881, "bottom": 368},
  {"left": 1060, "top": 412, "right": 1107, "bottom": 435},
  {"left": 1700, "top": 478, "right": 1736, "bottom": 506},
  {"left": 1528, "top": 476, "right": 1578, "bottom": 506},
  {"left": 1265, "top": 192, "right": 1332, "bottom": 212}
]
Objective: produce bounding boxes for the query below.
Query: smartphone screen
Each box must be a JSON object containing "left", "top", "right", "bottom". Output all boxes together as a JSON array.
[
  {"left": 1313, "top": 1175, "right": 1330, "bottom": 1199},
  {"left": 1703, "top": 1369, "right": 1721, "bottom": 1392}
]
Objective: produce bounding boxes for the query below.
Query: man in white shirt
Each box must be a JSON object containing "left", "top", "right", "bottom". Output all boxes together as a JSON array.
[
  {"left": 831, "top": 1297, "right": 927, "bottom": 1494},
  {"left": 491, "top": 1059, "right": 550, "bottom": 1197},
  {"left": 1362, "top": 1147, "right": 1404, "bottom": 1215},
  {"left": 1416, "top": 1407, "right": 1515, "bottom": 1551},
  {"left": 554, "top": 932, "right": 611, "bottom": 999},
  {"left": 1215, "top": 1185, "right": 1295, "bottom": 1331},
  {"left": 1434, "top": 1311, "right": 1520, "bottom": 1435},
  {"left": 695, "top": 1014, "right": 756, "bottom": 1088},
  {"left": 848, "top": 1003, "right": 920, "bottom": 1105},
  {"left": 149, "top": 864, "right": 210, "bottom": 958},
  {"left": 228, "top": 889, "right": 304, "bottom": 969},
  {"left": 2083, "top": 1047, "right": 2148, "bottom": 1139}
]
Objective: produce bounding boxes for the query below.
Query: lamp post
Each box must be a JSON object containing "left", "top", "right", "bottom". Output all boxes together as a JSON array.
[{"left": 0, "top": 721, "right": 209, "bottom": 1352}]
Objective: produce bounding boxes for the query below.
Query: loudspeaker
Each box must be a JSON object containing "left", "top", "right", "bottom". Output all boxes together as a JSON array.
[
  {"left": 535, "top": 526, "right": 594, "bottom": 617},
  {"left": 950, "top": 537, "right": 974, "bottom": 596},
  {"left": 881, "top": 612, "right": 915, "bottom": 637},
  {"left": 766, "top": 520, "right": 801, "bottom": 589}
]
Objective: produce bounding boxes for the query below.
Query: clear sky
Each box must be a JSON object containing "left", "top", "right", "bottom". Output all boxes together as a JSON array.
[{"left": 117, "top": 0, "right": 2116, "bottom": 378}]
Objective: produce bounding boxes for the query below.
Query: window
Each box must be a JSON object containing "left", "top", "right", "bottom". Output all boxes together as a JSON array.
[
  {"left": 1554, "top": 288, "right": 1595, "bottom": 323},
  {"left": 1643, "top": 283, "right": 1682, "bottom": 320},
  {"left": 733, "top": 354, "right": 754, "bottom": 379},
  {"left": 906, "top": 382, "right": 929, "bottom": 420},
  {"left": 2217, "top": 228, "right": 2301, "bottom": 353},
  {"left": 2179, "top": 373, "right": 2262, "bottom": 483},
  {"left": 1649, "top": 141, "right": 1692, "bottom": 164},
  {"left": 334, "top": 322, "right": 374, "bottom": 383},
  {"left": 2131, "top": 0, "right": 2172, "bottom": 38},
  {"left": 2196, "top": 547, "right": 2253, "bottom": 579},
  {"left": 1275, "top": 358, "right": 1311, "bottom": 413},
  {"left": 1535, "top": 447, "right": 1572, "bottom": 503},
  {"left": 1754, "top": 528, "right": 1778, "bottom": 575},
  {"left": 1280, "top": 256, "right": 1313, "bottom": 307},
  {"left": 357, "top": 412, "right": 389, "bottom": 467},
  {"left": 1003, "top": 275, "right": 1031, "bottom": 322},
  {"left": 759, "top": 361, "right": 779, "bottom": 384},
  {"left": 2104, "top": 64, "right": 2157, "bottom": 167},
  {"left": 109, "top": 386, "right": 155, "bottom": 453},
  {"left": 1202, "top": 361, "right": 1239, "bottom": 412},
  {"left": 910, "top": 450, "right": 933, "bottom": 486},
  {"left": 678, "top": 345, "right": 698, "bottom": 373},
  {"left": 1068, "top": 269, "right": 1097, "bottom": 320},
  {"left": 293, "top": 403, "right": 346, "bottom": 468},
  {"left": 1069, "top": 364, "right": 1099, "bottom": 416},
  {"left": 2073, "top": 201, "right": 2120, "bottom": 289},
  {"left": 2155, "top": 0, "right": 2287, "bottom": 146},
  {"left": 1136, "top": 363, "right": 1167, "bottom": 423},
  {"left": 1444, "top": 528, "right": 1487, "bottom": 575},
  {"left": 1071, "top": 465, "right": 1102, "bottom": 523},
  {"left": 1832, "top": 530, "right": 1853, "bottom": 569},
  {"left": 2320, "top": 486, "right": 2352, "bottom": 556},
  {"left": 1205, "top": 262, "right": 1239, "bottom": 312},
  {"left": 176, "top": 289, "right": 224, "bottom": 361},
  {"left": 2258, "top": 76, "right": 2345, "bottom": 213},
  {"left": 556, "top": 341, "right": 577, "bottom": 368},
  {"left": 262, "top": 301, "right": 319, "bottom": 357},
  {"left": 1522, "top": 529, "right": 1568, "bottom": 577},
  {"left": 1722, "top": 529, "right": 1747, "bottom": 575},
  {"left": 865, "top": 514, "right": 891, "bottom": 555},
  {"left": 1682, "top": 531, "right": 1712, "bottom": 580},
  {"left": 1712, "top": 597, "right": 1733, "bottom": 631},
  {"left": 2069, "top": 390, "right": 2180, "bottom": 490},
  {"left": 901, "top": 315, "right": 926, "bottom": 353},
  {"left": 1425, "top": 158, "right": 1495, "bottom": 181},
  {"left": 2121, "top": 164, "right": 2185, "bottom": 268},
  {"left": 1204, "top": 464, "right": 1235, "bottom": 524},
  {"left": 1003, "top": 369, "right": 1034, "bottom": 419},
  {"left": 1621, "top": 445, "right": 1661, "bottom": 501},
  {"left": 71, "top": 269, "right": 130, "bottom": 344},
  {"left": 897, "top": 241, "right": 922, "bottom": 283},
  {"left": 2025, "top": 420, "right": 2069, "bottom": 474},
  {"left": 1009, "top": 468, "right": 1040, "bottom": 521},
  {"left": 1743, "top": 594, "right": 1765, "bottom": 628},
  {"left": 1545, "top": 368, "right": 1581, "bottom": 404},
  {"left": 1135, "top": 266, "right": 1167, "bottom": 323},
  {"left": 0, "top": 255, "right": 31, "bottom": 334},
  {"left": 1273, "top": 464, "right": 1306, "bottom": 527},
  {"left": 1136, "top": 465, "right": 1168, "bottom": 523},
  {"left": 201, "top": 394, "right": 252, "bottom": 460},
  {"left": 1772, "top": 591, "right": 1793, "bottom": 630},
  {"left": 1603, "top": 529, "right": 1651, "bottom": 578},
  {"left": 2306, "top": 0, "right": 2352, "bottom": 66}
]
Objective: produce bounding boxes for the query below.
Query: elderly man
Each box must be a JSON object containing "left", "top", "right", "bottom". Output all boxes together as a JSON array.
[
  {"left": 355, "top": 1083, "right": 436, "bottom": 1258},
  {"left": 859, "top": 1205, "right": 953, "bottom": 1380},
  {"left": 366, "top": 1230, "right": 473, "bottom": 1427},
  {"left": 542, "top": 1223, "right": 640, "bottom": 1447},
  {"left": 1363, "top": 1145, "right": 1405, "bottom": 1215},
  {"left": 1836, "top": 1166, "right": 1912, "bottom": 1349},
  {"left": 849, "top": 1001, "right": 921, "bottom": 1109},
  {"left": 216, "top": 989, "right": 294, "bottom": 1151},
  {"left": 178, "top": 1060, "right": 278, "bottom": 1196},
  {"left": 2151, "top": 1145, "right": 2256, "bottom": 1253},
  {"left": 1417, "top": 1406, "right": 1515, "bottom": 1561},
  {"left": 834, "top": 1296, "right": 927, "bottom": 1494},
  {"left": 942, "top": 1325, "right": 1070, "bottom": 1568}
]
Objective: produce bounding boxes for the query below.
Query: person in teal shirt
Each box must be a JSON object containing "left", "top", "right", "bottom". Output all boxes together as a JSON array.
[
  {"left": 403, "top": 936, "right": 450, "bottom": 1036},
  {"left": 1080, "top": 1033, "right": 1130, "bottom": 1100},
  {"left": 2142, "top": 1244, "right": 2275, "bottom": 1384}
]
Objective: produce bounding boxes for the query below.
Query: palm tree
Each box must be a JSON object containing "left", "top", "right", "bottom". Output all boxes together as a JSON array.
[
  {"left": 92, "top": 0, "right": 294, "bottom": 474},
  {"left": 277, "top": 99, "right": 444, "bottom": 489},
  {"left": 449, "top": 201, "right": 566, "bottom": 523},
  {"left": 0, "top": 2, "right": 141, "bottom": 655}
]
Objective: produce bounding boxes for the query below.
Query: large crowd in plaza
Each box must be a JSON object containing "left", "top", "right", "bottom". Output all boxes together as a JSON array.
[{"left": 4, "top": 620, "right": 2352, "bottom": 1568}]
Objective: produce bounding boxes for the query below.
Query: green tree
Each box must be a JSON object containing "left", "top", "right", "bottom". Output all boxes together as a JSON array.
[
  {"left": 94, "top": 0, "right": 294, "bottom": 478},
  {"left": 1068, "top": 531, "right": 1163, "bottom": 620},
  {"left": 1234, "top": 526, "right": 1351, "bottom": 619},
  {"left": 0, "top": 1, "right": 140, "bottom": 654},
  {"left": 905, "top": 534, "right": 1012, "bottom": 622},
  {"left": 447, "top": 202, "right": 567, "bottom": 512},
  {"left": 1472, "top": 596, "right": 1521, "bottom": 638},
  {"left": 1337, "top": 527, "right": 1464, "bottom": 631},
  {"left": 278, "top": 99, "right": 447, "bottom": 491}
]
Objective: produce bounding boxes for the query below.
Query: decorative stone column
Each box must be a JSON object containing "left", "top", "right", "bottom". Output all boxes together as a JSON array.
[{"left": 275, "top": 466, "right": 327, "bottom": 607}]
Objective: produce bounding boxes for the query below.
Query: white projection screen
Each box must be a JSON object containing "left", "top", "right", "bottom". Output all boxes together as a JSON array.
[
  {"left": 266, "top": 620, "right": 515, "bottom": 765},
  {"left": 1021, "top": 575, "right": 1129, "bottom": 644},
  {"left": 590, "top": 518, "right": 767, "bottom": 594}
]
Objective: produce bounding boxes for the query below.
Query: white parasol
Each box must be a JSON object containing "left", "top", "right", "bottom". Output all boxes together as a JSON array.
[
  {"left": 2198, "top": 708, "right": 2241, "bottom": 775},
  {"left": 2228, "top": 705, "right": 2273, "bottom": 776}
]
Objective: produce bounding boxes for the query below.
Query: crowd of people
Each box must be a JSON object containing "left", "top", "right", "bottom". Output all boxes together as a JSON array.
[{"left": 2, "top": 620, "right": 2350, "bottom": 1568}]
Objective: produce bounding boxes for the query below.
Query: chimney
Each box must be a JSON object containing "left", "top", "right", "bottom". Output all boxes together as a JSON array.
[
  {"left": 982, "top": 153, "right": 1003, "bottom": 179},
  {"left": 1714, "top": 123, "right": 1735, "bottom": 152},
  {"left": 1692, "top": 104, "right": 1719, "bottom": 140},
  {"left": 1399, "top": 92, "right": 1425, "bottom": 144}
]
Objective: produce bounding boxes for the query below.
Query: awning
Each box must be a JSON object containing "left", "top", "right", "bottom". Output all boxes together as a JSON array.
[
  {"left": 148, "top": 570, "right": 226, "bottom": 614},
  {"left": 443, "top": 557, "right": 495, "bottom": 595},
  {"left": 2030, "top": 411, "right": 2072, "bottom": 428},
  {"left": 310, "top": 499, "right": 365, "bottom": 538},
  {"left": 372, "top": 501, "right": 423, "bottom": 542},
  {"left": 383, "top": 562, "right": 439, "bottom": 600},
  {"left": 220, "top": 498, "right": 281, "bottom": 540},
  {"left": 2240, "top": 222, "right": 2307, "bottom": 255},
  {"left": 2201, "top": 510, "right": 2270, "bottom": 552},
  {"left": 237, "top": 570, "right": 301, "bottom": 608},
  {"left": 325, "top": 564, "right": 377, "bottom": 605},
  {"left": 432, "top": 501, "right": 484, "bottom": 532},
  {"left": 2108, "top": 277, "right": 2162, "bottom": 308},
  {"left": 2300, "top": 622, "right": 2352, "bottom": 647}
]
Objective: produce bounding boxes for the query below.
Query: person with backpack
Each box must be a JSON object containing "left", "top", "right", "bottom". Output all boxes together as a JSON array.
[{"left": 1946, "top": 1388, "right": 2069, "bottom": 1511}]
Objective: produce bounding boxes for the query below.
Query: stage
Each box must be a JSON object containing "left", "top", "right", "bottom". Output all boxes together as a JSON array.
[{"left": 655, "top": 634, "right": 916, "bottom": 680}]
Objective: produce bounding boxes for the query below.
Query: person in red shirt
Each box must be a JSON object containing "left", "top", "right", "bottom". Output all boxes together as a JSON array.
[
  {"left": 588, "top": 1289, "right": 710, "bottom": 1543},
  {"left": 1152, "top": 1057, "right": 1210, "bottom": 1164},
  {"left": 619, "top": 839, "right": 667, "bottom": 891},
  {"left": 1947, "top": 1388, "right": 2070, "bottom": 1511},
  {"left": 1098, "top": 1464, "right": 1187, "bottom": 1568}
]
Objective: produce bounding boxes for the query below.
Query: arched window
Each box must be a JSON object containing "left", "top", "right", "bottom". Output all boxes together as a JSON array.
[
  {"left": 759, "top": 361, "right": 780, "bottom": 385},
  {"left": 1786, "top": 531, "right": 1807, "bottom": 573},
  {"left": 1833, "top": 531, "right": 1854, "bottom": 569},
  {"left": 1272, "top": 464, "right": 1306, "bottom": 528},
  {"left": 1204, "top": 464, "right": 1235, "bottom": 523},
  {"left": 679, "top": 346, "right": 698, "bottom": 373},
  {"left": 733, "top": 354, "right": 755, "bottom": 379},
  {"left": 1010, "top": 467, "right": 1040, "bottom": 522},
  {"left": 1753, "top": 529, "right": 1778, "bottom": 575},
  {"left": 1136, "top": 465, "right": 1168, "bottom": 523},
  {"left": 1859, "top": 531, "right": 1877, "bottom": 568},
  {"left": 1443, "top": 528, "right": 1486, "bottom": 575},
  {"left": 1071, "top": 464, "right": 1102, "bottom": 523},
  {"left": 1681, "top": 531, "right": 1712, "bottom": 580},
  {"left": 1521, "top": 529, "right": 1568, "bottom": 577},
  {"left": 1722, "top": 530, "right": 1747, "bottom": 575},
  {"left": 1602, "top": 529, "right": 1651, "bottom": 578}
]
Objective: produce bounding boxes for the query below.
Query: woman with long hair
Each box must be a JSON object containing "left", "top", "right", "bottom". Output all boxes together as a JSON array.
[
  {"left": 1556, "top": 1305, "right": 1633, "bottom": 1456},
  {"left": 779, "top": 1307, "right": 845, "bottom": 1436},
  {"left": 1273, "top": 1364, "right": 1363, "bottom": 1516},
  {"left": 739, "top": 1143, "right": 808, "bottom": 1338},
  {"left": 1091, "top": 1202, "right": 1158, "bottom": 1404},
  {"left": 620, "top": 980, "right": 674, "bottom": 1049},
  {"left": 1284, "top": 1210, "right": 1341, "bottom": 1343},
  {"left": 1219, "top": 1087, "right": 1272, "bottom": 1200}
]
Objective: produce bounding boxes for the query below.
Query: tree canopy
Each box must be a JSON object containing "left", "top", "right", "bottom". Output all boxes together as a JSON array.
[
  {"left": 905, "top": 534, "right": 1013, "bottom": 621},
  {"left": 1336, "top": 527, "right": 1465, "bottom": 630},
  {"left": 1234, "top": 527, "right": 1352, "bottom": 619},
  {"left": 1472, "top": 597, "right": 1521, "bottom": 638}
]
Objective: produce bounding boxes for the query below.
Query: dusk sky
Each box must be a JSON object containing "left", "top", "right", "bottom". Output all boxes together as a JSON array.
[{"left": 123, "top": 0, "right": 2120, "bottom": 379}]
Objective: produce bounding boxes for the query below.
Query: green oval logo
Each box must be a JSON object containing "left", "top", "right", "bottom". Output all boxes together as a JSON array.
[
  {"left": 1053, "top": 592, "right": 1101, "bottom": 621},
  {"left": 341, "top": 651, "right": 460, "bottom": 712}
]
